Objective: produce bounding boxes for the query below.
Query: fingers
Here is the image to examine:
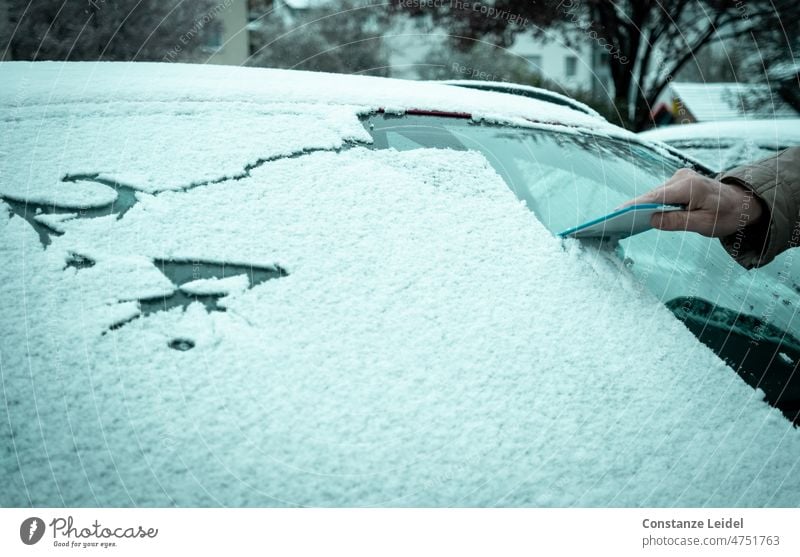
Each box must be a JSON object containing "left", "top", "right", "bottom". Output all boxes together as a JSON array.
[
  {"left": 616, "top": 169, "right": 734, "bottom": 237},
  {"left": 618, "top": 168, "right": 699, "bottom": 209},
  {"left": 617, "top": 190, "right": 658, "bottom": 208},
  {"left": 651, "top": 210, "right": 689, "bottom": 231},
  {"left": 620, "top": 181, "right": 690, "bottom": 209},
  {"left": 651, "top": 208, "right": 717, "bottom": 236}
]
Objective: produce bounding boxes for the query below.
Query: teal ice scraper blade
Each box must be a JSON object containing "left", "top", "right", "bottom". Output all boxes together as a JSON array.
[{"left": 558, "top": 203, "right": 686, "bottom": 240}]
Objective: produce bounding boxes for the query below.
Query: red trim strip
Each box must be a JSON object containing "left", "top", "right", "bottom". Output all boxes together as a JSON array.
[
  {"left": 377, "top": 107, "right": 472, "bottom": 119},
  {"left": 375, "top": 108, "right": 585, "bottom": 131}
]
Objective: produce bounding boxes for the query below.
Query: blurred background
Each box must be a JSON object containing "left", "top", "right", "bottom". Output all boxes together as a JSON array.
[{"left": 1, "top": 0, "right": 798, "bottom": 131}]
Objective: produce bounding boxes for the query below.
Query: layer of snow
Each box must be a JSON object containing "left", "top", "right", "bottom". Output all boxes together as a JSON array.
[
  {"left": 639, "top": 120, "right": 800, "bottom": 171},
  {"left": 34, "top": 212, "right": 78, "bottom": 232},
  {"left": 683, "top": 145, "right": 778, "bottom": 173},
  {"left": 72, "top": 253, "right": 176, "bottom": 305},
  {"left": 0, "top": 62, "right": 619, "bottom": 132},
  {"left": 0, "top": 61, "right": 638, "bottom": 210},
  {"left": 0, "top": 177, "right": 118, "bottom": 208},
  {"left": 639, "top": 119, "right": 800, "bottom": 146},
  {"left": 0, "top": 62, "right": 662, "bottom": 213},
  {"left": 180, "top": 274, "right": 250, "bottom": 296},
  {"left": 0, "top": 101, "right": 371, "bottom": 201},
  {"left": 3, "top": 145, "right": 799, "bottom": 507},
  {"left": 2, "top": 62, "right": 798, "bottom": 508}
]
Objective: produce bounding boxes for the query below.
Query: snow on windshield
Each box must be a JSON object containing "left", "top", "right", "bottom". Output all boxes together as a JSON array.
[
  {"left": 180, "top": 274, "right": 250, "bottom": 297},
  {"left": 2, "top": 144, "right": 798, "bottom": 507}
]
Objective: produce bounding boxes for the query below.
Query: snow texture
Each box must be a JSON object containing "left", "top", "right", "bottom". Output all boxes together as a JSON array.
[
  {"left": 1, "top": 62, "right": 799, "bottom": 508},
  {"left": 33, "top": 212, "right": 78, "bottom": 232},
  {"left": 639, "top": 119, "right": 800, "bottom": 146},
  {"left": 0, "top": 62, "right": 621, "bottom": 130},
  {"left": 0, "top": 177, "right": 117, "bottom": 208},
  {"left": 180, "top": 274, "right": 250, "bottom": 296},
  {"left": 0, "top": 101, "right": 371, "bottom": 201},
  {"left": 639, "top": 119, "right": 800, "bottom": 171},
  {"left": 0, "top": 62, "right": 640, "bottom": 208},
  {"left": 2, "top": 145, "right": 799, "bottom": 508}
]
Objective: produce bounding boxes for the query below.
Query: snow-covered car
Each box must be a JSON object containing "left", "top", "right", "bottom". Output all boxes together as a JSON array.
[
  {"left": 639, "top": 119, "right": 800, "bottom": 172},
  {"left": 1, "top": 63, "right": 799, "bottom": 508}
]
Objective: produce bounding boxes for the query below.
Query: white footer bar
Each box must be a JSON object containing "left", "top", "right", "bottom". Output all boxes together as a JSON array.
[{"left": 2, "top": 508, "right": 797, "bottom": 556}]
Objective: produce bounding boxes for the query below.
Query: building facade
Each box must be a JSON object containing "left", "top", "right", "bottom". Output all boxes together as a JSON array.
[
  {"left": 510, "top": 33, "right": 613, "bottom": 99},
  {"left": 191, "top": 0, "right": 615, "bottom": 102},
  {"left": 204, "top": 0, "right": 251, "bottom": 65}
]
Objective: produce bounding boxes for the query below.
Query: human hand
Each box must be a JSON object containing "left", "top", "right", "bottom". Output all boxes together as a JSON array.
[{"left": 620, "top": 168, "right": 764, "bottom": 237}]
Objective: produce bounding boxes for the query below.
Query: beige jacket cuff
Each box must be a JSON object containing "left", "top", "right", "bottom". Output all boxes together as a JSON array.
[{"left": 717, "top": 147, "right": 800, "bottom": 269}]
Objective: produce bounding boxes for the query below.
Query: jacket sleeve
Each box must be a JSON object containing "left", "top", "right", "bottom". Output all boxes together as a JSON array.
[{"left": 717, "top": 147, "right": 800, "bottom": 269}]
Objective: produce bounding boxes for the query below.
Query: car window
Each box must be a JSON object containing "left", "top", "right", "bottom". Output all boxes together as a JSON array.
[{"left": 365, "top": 113, "right": 800, "bottom": 421}]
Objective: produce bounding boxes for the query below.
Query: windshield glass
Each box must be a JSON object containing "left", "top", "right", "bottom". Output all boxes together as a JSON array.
[{"left": 365, "top": 113, "right": 800, "bottom": 421}]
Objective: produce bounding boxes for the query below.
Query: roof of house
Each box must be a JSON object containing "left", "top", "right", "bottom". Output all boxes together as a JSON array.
[
  {"left": 769, "top": 61, "right": 800, "bottom": 80},
  {"left": 282, "top": 0, "right": 333, "bottom": 9},
  {"left": 668, "top": 81, "right": 798, "bottom": 121}
]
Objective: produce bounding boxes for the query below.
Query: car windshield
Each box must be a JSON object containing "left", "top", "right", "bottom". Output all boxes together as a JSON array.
[{"left": 365, "top": 113, "right": 800, "bottom": 421}]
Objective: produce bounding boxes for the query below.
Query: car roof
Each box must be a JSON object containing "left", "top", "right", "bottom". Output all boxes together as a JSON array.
[{"left": 1, "top": 62, "right": 623, "bottom": 136}]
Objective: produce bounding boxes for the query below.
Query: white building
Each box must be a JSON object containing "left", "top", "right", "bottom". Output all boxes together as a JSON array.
[
  {"left": 386, "top": 26, "right": 612, "bottom": 99},
  {"left": 510, "top": 33, "right": 613, "bottom": 98},
  {"left": 204, "top": 0, "right": 250, "bottom": 65},
  {"left": 202, "top": 1, "right": 614, "bottom": 101}
]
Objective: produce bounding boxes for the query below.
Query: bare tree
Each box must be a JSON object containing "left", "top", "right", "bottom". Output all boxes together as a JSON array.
[
  {"left": 5, "top": 0, "right": 219, "bottom": 62},
  {"left": 391, "top": 0, "right": 800, "bottom": 130},
  {"left": 248, "top": 1, "right": 390, "bottom": 76},
  {"left": 586, "top": 0, "right": 800, "bottom": 128},
  {"left": 674, "top": 41, "right": 747, "bottom": 83}
]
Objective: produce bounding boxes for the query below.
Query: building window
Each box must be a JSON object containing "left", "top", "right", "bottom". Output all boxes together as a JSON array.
[
  {"left": 528, "top": 54, "right": 542, "bottom": 71},
  {"left": 205, "top": 22, "right": 224, "bottom": 49},
  {"left": 565, "top": 55, "right": 578, "bottom": 77}
]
